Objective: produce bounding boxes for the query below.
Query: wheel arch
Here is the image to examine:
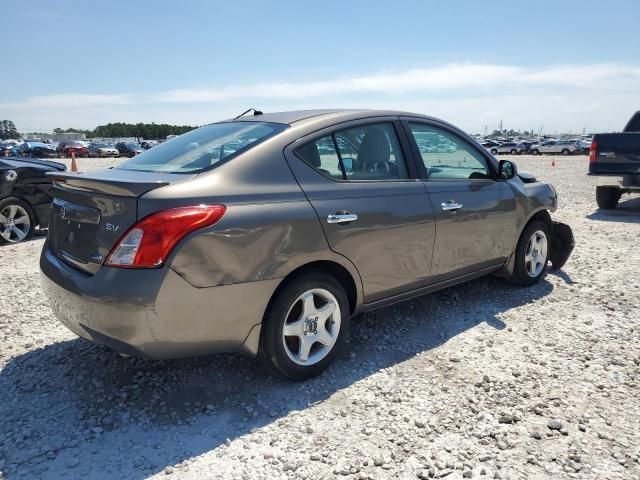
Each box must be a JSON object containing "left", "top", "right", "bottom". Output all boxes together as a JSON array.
[
  {"left": 496, "top": 208, "right": 552, "bottom": 278},
  {"left": 269, "top": 260, "right": 360, "bottom": 316}
]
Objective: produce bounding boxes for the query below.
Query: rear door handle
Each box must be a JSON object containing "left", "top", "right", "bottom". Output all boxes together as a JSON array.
[
  {"left": 441, "top": 201, "right": 463, "bottom": 211},
  {"left": 327, "top": 213, "right": 358, "bottom": 224}
]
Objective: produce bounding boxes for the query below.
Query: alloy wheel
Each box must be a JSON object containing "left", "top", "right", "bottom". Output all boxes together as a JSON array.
[
  {"left": 524, "top": 230, "right": 548, "bottom": 277},
  {"left": 0, "top": 204, "right": 31, "bottom": 243},
  {"left": 282, "top": 288, "right": 341, "bottom": 366}
]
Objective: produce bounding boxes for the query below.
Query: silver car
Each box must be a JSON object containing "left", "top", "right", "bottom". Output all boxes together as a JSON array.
[
  {"left": 40, "top": 110, "right": 574, "bottom": 380},
  {"left": 489, "top": 142, "right": 525, "bottom": 155},
  {"left": 87, "top": 143, "right": 120, "bottom": 158}
]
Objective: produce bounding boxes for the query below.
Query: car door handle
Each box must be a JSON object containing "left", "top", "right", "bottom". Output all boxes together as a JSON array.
[
  {"left": 441, "top": 201, "right": 463, "bottom": 211},
  {"left": 327, "top": 213, "right": 358, "bottom": 224}
]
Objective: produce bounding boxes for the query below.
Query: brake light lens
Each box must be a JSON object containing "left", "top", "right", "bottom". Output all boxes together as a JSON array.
[
  {"left": 589, "top": 140, "right": 597, "bottom": 163},
  {"left": 105, "top": 205, "right": 226, "bottom": 268}
]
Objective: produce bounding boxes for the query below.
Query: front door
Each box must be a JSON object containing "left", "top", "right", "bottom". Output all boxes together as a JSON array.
[
  {"left": 404, "top": 120, "right": 517, "bottom": 279},
  {"left": 285, "top": 120, "right": 435, "bottom": 303}
]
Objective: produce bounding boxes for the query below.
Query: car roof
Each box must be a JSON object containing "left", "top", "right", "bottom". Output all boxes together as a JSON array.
[{"left": 228, "top": 109, "right": 432, "bottom": 126}]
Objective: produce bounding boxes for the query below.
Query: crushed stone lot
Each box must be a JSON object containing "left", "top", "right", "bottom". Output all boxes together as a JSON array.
[{"left": 1, "top": 155, "right": 639, "bottom": 480}]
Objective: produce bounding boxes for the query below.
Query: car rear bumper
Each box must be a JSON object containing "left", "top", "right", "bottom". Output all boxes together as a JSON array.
[
  {"left": 40, "top": 243, "right": 279, "bottom": 359},
  {"left": 588, "top": 174, "right": 640, "bottom": 188}
]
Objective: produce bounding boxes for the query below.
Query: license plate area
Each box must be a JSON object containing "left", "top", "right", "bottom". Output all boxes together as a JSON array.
[{"left": 50, "top": 199, "right": 102, "bottom": 266}]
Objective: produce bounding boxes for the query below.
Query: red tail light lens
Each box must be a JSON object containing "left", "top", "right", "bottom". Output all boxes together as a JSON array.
[
  {"left": 105, "top": 205, "right": 226, "bottom": 268},
  {"left": 589, "top": 140, "right": 597, "bottom": 163}
]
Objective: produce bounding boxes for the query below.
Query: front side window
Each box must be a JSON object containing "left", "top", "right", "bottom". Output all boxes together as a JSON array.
[
  {"left": 117, "top": 121, "right": 287, "bottom": 174},
  {"left": 295, "top": 122, "right": 409, "bottom": 181},
  {"left": 409, "top": 122, "right": 490, "bottom": 180}
]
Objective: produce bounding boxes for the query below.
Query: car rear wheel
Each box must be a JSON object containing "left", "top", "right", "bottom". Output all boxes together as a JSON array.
[
  {"left": 490, "top": 148, "right": 498, "bottom": 155},
  {"left": 0, "top": 198, "right": 35, "bottom": 244},
  {"left": 258, "top": 272, "right": 349, "bottom": 381},
  {"left": 510, "top": 149, "right": 517, "bottom": 155},
  {"left": 531, "top": 149, "right": 539, "bottom": 155},
  {"left": 561, "top": 148, "right": 570, "bottom": 155},
  {"left": 507, "top": 220, "right": 550, "bottom": 286},
  {"left": 596, "top": 186, "right": 621, "bottom": 209}
]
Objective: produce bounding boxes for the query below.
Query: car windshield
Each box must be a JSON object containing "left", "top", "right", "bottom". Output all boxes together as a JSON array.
[
  {"left": 116, "top": 121, "right": 287, "bottom": 174},
  {"left": 93, "top": 143, "right": 112, "bottom": 148}
]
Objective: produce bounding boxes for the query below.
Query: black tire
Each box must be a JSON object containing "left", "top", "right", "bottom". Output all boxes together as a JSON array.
[
  {"left": 561, "top": 148, "right": 570, "bottom": 155},
  {"left": 510, "top": 149, "right": 517, "bottom": 155},
  {"left": 507, "top": 220, "right": 550, "bottom": 286},
  {"left": 531, "top": 149, "right": 539, "bottom": 155},
  {"left": 0, "top": 197, "right": 36, "bottom": 244},
  {"left": 258, "top": 272, "right": 350, "bottom": 381},
  {"left": 596, "top": 186, "right": 621, "bottom": 209},
  {"left": 490, "top": 148, "right": 498, "bottom": 155}
]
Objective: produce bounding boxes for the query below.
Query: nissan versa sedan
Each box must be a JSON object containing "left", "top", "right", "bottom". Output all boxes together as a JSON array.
[{"left": 40, "top": 110, "right": 574, "bottom": 380}]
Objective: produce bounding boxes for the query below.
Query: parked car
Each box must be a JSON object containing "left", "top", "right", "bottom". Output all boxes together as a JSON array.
[
  {"left": 489, "top": 142, "right": 525, "bottom": 155},
  {"left": 1, "top": 142, "right": 17, "bottom": 157},
  {"left": 56, "top": 141, "right": 89, "bottom": 158},
  {"left": 40, "top": 109, "right": 574, "bottom": 380},
  {"left": 481, "top": 140, "right": 501, "bottom": 150},
  {"left": 0, "top": 156, "right": 66, "bottom": 243},
  {"left": 588, "top": 110, "right": 640, "bottom": 209},
  {"left": 141, "top": 140, "right": 159, "bottom": 150},
  {"left": 530, "top": 140, "right": 577, "bottom": 155},
  {"left": 115, "top": 142, "right": 144, "bottom": 157},
  {"left": 14, "top": 141, "right": 58, "bottom": 158},
  {"left": 88, "top": 143, "right": 120, "bottom": 158}
]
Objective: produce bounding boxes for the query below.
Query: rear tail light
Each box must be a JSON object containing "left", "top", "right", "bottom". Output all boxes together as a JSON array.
[
  {"left": 105, "top": 205, "right": 226, "bottom": 268},
  {"left": 589, "top": 140, "right": 597, "bottom": 163}
]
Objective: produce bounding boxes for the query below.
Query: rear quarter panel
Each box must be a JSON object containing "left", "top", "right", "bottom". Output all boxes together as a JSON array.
[{"left": 139, "top": 140, "right": 364, "bottom": 302}]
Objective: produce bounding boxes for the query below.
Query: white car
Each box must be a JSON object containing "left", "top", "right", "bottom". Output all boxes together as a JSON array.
[{"left": 530, "top": 141, "right": 577, "bottom": 155}]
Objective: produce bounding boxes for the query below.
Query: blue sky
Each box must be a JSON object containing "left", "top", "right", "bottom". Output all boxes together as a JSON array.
[{"left": 3, "top": 0, "right": 639, "bottom": 133}]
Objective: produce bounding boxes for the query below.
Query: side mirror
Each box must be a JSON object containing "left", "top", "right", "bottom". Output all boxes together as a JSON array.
[{"left": 498, "top": 160, "right": 517, "bottom": 179}]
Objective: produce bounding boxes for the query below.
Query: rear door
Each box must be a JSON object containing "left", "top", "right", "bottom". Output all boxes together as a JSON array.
[
  {"left": 285, "top": 118, "right": 435, "bottom": 303},
  {"left": 402, "top": 119, "right": 517, "bottom": 280}
]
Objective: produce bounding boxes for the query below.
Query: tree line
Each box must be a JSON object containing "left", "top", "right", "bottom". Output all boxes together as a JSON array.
[{"left": 54, "top": 122, "right": 196, "bottom": 140}]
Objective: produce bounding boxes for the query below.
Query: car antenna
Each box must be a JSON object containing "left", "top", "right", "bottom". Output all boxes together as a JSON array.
[{"left": 234, "top": 108, "right": 263, "bottom": 120}]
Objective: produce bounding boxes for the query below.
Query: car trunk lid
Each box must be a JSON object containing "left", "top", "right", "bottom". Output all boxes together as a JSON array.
[{"left": 47, "top": 168, "right": 190, "bottom": 274}]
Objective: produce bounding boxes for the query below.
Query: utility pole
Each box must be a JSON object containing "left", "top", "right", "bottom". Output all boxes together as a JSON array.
[{"left": 499, "top": 120, "right": 503, "bottom": 133}]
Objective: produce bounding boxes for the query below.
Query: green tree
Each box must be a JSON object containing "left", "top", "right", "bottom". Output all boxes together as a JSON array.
[{"left": 0, "top": 120, "right": 21, "bottom": 139}]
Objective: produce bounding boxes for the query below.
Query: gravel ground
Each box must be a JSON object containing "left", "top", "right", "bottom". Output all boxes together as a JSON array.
[{"left": 1, "top": 155, "right": 639, "bottom": 480}]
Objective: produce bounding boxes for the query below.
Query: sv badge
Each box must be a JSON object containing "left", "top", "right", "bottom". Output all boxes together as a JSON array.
[{"left": 105, "top": 223, "right": 120, "bottom": 232}]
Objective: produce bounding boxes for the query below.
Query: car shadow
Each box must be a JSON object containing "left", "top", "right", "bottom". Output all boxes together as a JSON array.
[
  {"left": 586, "top": 195, "right": 640, "bottom": 223},
  {"left": 0, "top": 276, "right": 553, "bottom": 479}
]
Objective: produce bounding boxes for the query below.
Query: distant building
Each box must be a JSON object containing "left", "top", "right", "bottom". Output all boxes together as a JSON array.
[
  {"left": 53, "top": 132, "right": 87, "bottom": 141},
  {"left": 21, "top": 132, "right": 87, "bottom": 141}
]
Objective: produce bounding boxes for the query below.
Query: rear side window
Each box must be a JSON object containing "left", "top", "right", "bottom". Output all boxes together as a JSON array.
[
  {"left": 117, "top": 121, "right": 287, "bottom": 174},
  {"left": 295, "top": 122, "right": 409, "bottom": 181}
]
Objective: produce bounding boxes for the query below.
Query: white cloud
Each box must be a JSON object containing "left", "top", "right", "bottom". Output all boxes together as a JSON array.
[{"left": 3, "top": 63, "right": 639, "bottom": 133}]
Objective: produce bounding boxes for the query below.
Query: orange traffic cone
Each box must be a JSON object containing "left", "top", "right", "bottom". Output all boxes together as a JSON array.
[
  {"left": 71, "top": 151, "right": 78, "bottom": 172},
  {"left": 551, "top": 158, "right": 556, "bottom": 168}
]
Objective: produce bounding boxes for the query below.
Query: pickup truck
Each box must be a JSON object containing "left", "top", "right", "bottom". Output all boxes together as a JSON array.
[{"left": 588, "top": 111, "right": 640, "bottom": 209}]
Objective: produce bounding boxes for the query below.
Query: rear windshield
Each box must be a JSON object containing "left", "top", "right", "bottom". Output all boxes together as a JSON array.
[{"left": 116, "top": 121, "right": 287, "bottom": 173}]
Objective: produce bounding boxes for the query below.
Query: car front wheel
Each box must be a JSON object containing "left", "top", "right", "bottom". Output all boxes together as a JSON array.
[
  {"left": 0, "top": 198, "right": 35, "bottom": 244},
  {"left": 259, "top": 272, "right": 350, "bottom": 381},
  {"left": 507, "top": 220, "right": 550, "bottom": 286},
  {"left": 531, "top": 149, "right": 539, "bottom": 155},
  {"left": 491, "top": 148, "right": 498, "bottom": 155}
]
